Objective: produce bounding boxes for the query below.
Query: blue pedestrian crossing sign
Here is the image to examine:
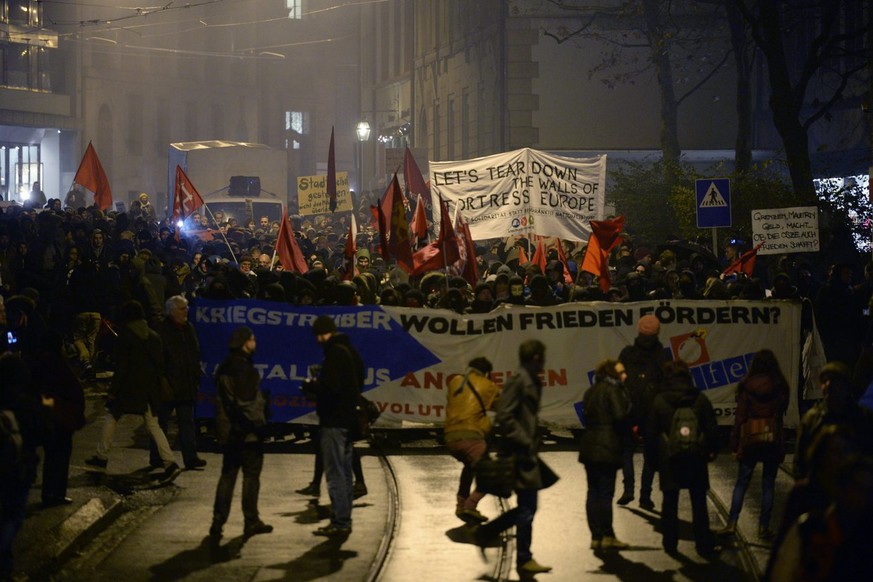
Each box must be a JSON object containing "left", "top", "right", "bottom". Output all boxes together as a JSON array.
[{"left": 696, "top": 178, "right": 731, "bottom": 228}]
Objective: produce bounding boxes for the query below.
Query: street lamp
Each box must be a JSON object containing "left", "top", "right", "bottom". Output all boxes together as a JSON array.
[{"left": 356, "top": 121, "right": 371, "bottom": 199}]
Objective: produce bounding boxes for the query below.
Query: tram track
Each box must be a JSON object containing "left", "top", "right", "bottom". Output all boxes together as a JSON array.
[
  {"left": 707, "top": 460, "right": 795, "bottom": 582},
  {"left": 368, "top": 445, "right": 513, "bottom": 582}
]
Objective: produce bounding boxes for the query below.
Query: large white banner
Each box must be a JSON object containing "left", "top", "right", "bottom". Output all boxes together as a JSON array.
[
  {"left": 193, "top": 299, "right": 803, "bottom": 429},
  {"left": 430, "top": 148, "right": 607, "bottom": 241}
]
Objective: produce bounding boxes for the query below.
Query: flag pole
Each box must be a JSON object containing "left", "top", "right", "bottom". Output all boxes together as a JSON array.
[{"left": 202, "top": 203, "right": 238, "bottom": 264}]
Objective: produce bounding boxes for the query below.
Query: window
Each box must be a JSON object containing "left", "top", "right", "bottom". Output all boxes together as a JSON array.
[
  {"left": 285, "top": 110, "right": 309, "bottom": 150},
  {"left": 286, "top": 0, "right": 303, "bottom": 19}
]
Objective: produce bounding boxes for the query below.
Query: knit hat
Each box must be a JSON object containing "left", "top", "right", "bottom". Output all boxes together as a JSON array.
[
  {"left": 468, "top": 357, "right": 493, "bottom": 375},
  {"left": 312, "top": 315, "right": 337, "bottom": 336},
  {"left": 637, "top": 314, "right": 660, "bottom": 336},
  {"left": 228, "top": 326, "right": 254, "bottom": 350}
]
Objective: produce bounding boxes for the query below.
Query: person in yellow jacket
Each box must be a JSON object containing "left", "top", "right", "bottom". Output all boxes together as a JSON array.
[{"left": 445, "top": 357, "right": 501, "bottom": 524}]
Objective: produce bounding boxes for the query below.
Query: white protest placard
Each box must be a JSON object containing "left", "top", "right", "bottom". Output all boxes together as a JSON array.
[
  {"left": 296, "top": 172, "right": 352, "bottom": 215},
  {"left": 751, "top": 206, "right": 819, "bottom": 255},
  {"left": 430, "top": 148, "right": 607, "bottom": 241}
]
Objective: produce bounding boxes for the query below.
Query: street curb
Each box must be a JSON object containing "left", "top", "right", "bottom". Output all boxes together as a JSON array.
[{"left": 20, "top": 493, "right": 124, "bottom": 581}]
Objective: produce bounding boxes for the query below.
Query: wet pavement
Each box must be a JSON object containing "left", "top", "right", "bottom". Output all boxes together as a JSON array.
[{"left": 11, "top": 391, "right": 783, "bottom": 581}]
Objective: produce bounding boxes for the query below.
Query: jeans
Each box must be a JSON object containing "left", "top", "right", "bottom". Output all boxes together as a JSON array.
[
  {"left": 446, "top": 438, "right": 487, "bottom": 510},
  {"left": 307, "top": 426, "right": 366, "bottom": 487},
  {"left": 321, "top": 427, "right": 354, "bottom": 529},
  {"left": 149, "top": 401, "right": 200, "bottom": 467},
  {"left": 477, "top": 489, "right": 538, "bottom": 567},
  {"left": 97, "top": 404, "right": 176, "bottom": 466},
  {"left": 728, "top": 456, "right": 778, "bottom": 526},
  {"left": 212, "top": 441, "right": 264, "bottom": 528},
  {"left": 661, "top": 487, "right": 713, "bottom": 553},
  {"left": 585, "top": 463, "right": 618, "bottom": 539}
]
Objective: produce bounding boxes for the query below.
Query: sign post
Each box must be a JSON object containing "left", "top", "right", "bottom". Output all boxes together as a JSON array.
[{"left": 696, "top": 178, "right": 731, "bottom": 255}]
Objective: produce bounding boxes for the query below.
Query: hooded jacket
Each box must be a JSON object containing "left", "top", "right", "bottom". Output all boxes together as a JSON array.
[
  {"left": 729, "top": 372, "right": 789, "bottom": 458},
  {"left": 315, "top": 333, "right": 363, "bottom": 431},
  {"left": 647, "top": 375, "right": 719, "bottom": 491},
  {"left": 214, "top": 349, "right": 266, "bottom": 444},
  {"left": 109, "top": 318, "right": 164, "bottom": 415}
]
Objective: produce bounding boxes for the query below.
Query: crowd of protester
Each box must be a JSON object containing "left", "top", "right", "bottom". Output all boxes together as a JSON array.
[{"left": 2, "top": 193, "right": 873, "bottom": 579}]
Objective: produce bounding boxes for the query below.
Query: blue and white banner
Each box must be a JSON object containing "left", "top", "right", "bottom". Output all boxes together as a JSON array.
[{"left": 193, "top": 299, "right": 803, "bottom": 428}]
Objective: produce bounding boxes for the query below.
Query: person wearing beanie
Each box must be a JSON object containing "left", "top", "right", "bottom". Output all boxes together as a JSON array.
[
  {"left": 616, "top": 314, "right": 671, "bottom": 510},
  {"left": 85, "top": 300, "right": 182, "bottom": 485},
  {"left": 210, "top": 325, "right": 273, "bottom": 539},
  {"left": 307, "top": 315, "right": 365, "bottom": 537},
  {"left": 445, "top": 356, "right": 501, "bottom": 524}
]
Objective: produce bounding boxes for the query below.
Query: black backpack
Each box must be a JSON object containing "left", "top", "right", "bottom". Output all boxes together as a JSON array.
[{"left": 663, "top": 400, "right": 704, "bottom": 459}]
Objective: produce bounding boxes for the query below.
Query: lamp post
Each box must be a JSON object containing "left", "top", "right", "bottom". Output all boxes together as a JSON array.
[{"left": 356, "top": 121, "right": 371, "bottom": 201}]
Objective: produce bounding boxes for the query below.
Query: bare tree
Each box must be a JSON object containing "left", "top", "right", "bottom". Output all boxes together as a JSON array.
[{"left": 735, "top": 0, "right": 870, "bottom": 203}]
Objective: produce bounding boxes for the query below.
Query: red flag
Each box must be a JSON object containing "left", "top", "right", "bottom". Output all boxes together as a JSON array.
[
  {"left": 173, "top": 165, "right": 204, "bottom": 222},
  {"left": 555, "top": 239, "right": 575, "bottom": 285},
  {"left": 531, "top": 238, "right": 547, "bottom": 273},
  {"left": 411, "top": 193, "right": 429, "bottom": 241},
  {"left": 73, "top": 142, "right": 112, "bottom": 211},
  {"left": 342, "top": 213, "right": 358, "bottom": 281},
  {"left": 275, "top": 211, "right": 308, "bottom": 274},
  {"left": 380, "top": 174, "right": 414, "bottom": 272},
  {"left": 518, "top": 245, "right": 529, "bottom": 266},
  {"left": 411, "top": 195, "right": 460, "bottom": 275},
  {"left": 327, "top": 127, "right": 337, "bottom": 212},
  {"left": 581, "top": 216, "right": 626, "bottom": 293},
  {"left": 722, "top": 241, "right": 765, "bottom": 277},
  {"left": 403, "top": 147, "right": 430, "bottom": 199},
  {"left": 455, "top": 212, "right": 479, "bottom": 287}
]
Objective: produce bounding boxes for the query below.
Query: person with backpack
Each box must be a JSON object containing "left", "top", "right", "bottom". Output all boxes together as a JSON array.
[
  {"left": 578, "top": 359, "right": 633, "bottom": 550},
  {"left": 617, "top": 314, "right": 670, "bottom": 509},
  {"left": 647, "top": 359, "right": 721, "bottom": 557},
  {"left": 444, "top": 356, "right": 501, "bottom": 524},
  {"left": 718, "top": 349, "right": 789, "bottom": 540}
]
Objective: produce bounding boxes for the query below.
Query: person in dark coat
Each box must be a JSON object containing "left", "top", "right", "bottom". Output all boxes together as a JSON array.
[
  {"left": 0, "top": 350, "right": 41, "bottom": 579},
  {"left": 578, "top": 359, "right": 632, "bottom": 550},
  {"left": 309, "top": 315, "right": 363, "bottom": 537},
  {"left": 647, "top": 359, "right": 720, "bottom": 557},
  {"left": 149, "top": 295, "right": 206, "bottom": 470},
  {"left": 209, "top": 326, "right": 273, "bottom": 539},
  {"left": 617, "top": 314, "right": 671, "bottom": 509},
  {"left": 30, "top": 331, "right": 85, "bottom": 506},
  {"left": 474, "top": 340, "right": 559, "bottom": 577},
  {"left": 85, "top": 301, "right": 181, "bottom": 483},
  {"left": 719, "top": 349, "right": 789, "bottom": 539}
]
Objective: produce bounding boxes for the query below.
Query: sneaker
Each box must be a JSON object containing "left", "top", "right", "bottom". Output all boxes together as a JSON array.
[
  {"left": 601, "top": 536, "right": 630, "bottom": 549},
  {"left": 159, "top": 462, "right": 182, "bottom": 484},
  {"left": 456, "top": 508, "right": 489, "bottom": 524},
  {"left": 616, "top": 493, "right": 634, "bottom": 506},
  {"left": 85, "top": 455, "right": 108, "bottom": 469},
  {"left": 244, "top": 521, "right": 274, "bottom": 536},
  {"left": 518, "top": 559, "right": 552, "bottom": 574},
  {"left": 185, "top": 458, "right": 207, "bottom": 471},
  {"left": 715, "top": 521, "right": 737, "bottom": 536},
  {"left": 296, "top": 483, "right": 320, "bottom": 496},
  {"left": 353, "top": 482, "right": 368, "bottom": 499},
  {"left": 639, "top": 498, "right": 655, "bottom": 511},
  {"left": 590, "top": 538, "right": 602, "bottom": 549},
  {"left": 313, "top": 524, "right": 351, "bottom": 537}
]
